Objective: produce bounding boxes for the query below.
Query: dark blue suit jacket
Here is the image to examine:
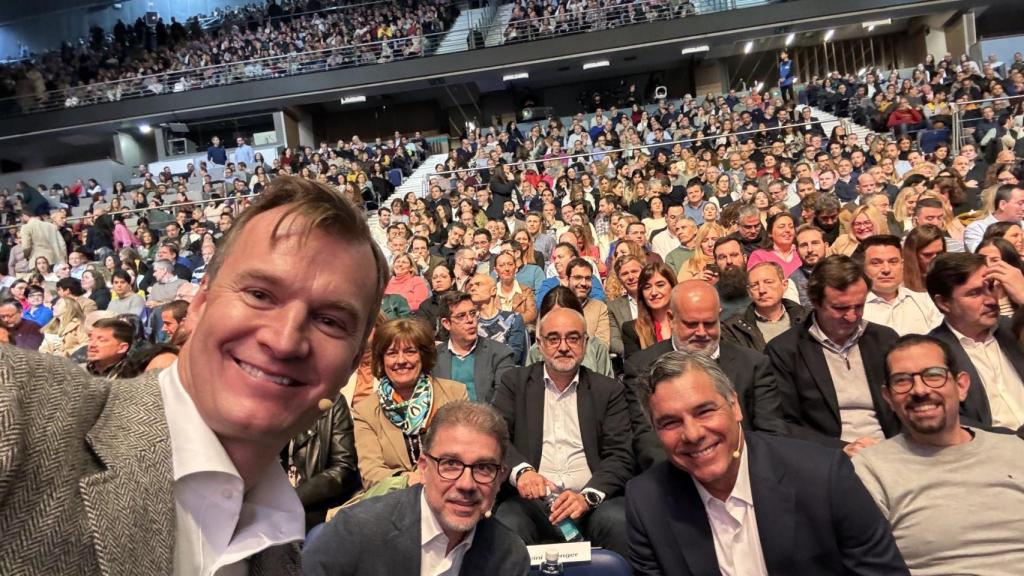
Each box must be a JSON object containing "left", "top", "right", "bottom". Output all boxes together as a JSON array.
[{"left": 625, "top": 432, "right": 908, "bottom": 575}]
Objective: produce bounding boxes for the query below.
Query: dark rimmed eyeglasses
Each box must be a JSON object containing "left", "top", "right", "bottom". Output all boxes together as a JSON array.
[
  {"left": 424, "top": 453, "right": 501, "bottom": 484},
  {"left": 887, "top": 366, "right": 951, "bottom": 394}
]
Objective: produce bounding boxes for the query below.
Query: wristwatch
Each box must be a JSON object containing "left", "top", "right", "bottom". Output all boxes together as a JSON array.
[{"left": 582, "top": 489, "right": 604, "bottom": 509}]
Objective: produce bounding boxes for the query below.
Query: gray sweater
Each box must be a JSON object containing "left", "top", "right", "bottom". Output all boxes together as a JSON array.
[
  {"left": 853, "top": 428, "right": 1024, "bottom": 575},
  {"left": 106, "top": 293, "right": 146, "bottom": 316}
]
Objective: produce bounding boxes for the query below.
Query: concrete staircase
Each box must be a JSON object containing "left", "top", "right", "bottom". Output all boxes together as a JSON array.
[
  {"left": 434, "top": 7, "right": 494, "bottom": 55},
  {"left": 485, "top": 3, "right": 514, "bottom": 47}
]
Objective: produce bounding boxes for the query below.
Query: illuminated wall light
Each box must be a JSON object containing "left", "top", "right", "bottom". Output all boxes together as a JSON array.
[
  {"left": 139, "top": 124, "right": 152, "bottom": 134},
  {"left": 502, "top": 72, "right": 530, "bottom": 81},
  {"left": 340, "top": 95, "right": 367, "bottom": 104},
  {"left": 582, "top": 60, "right": 610, "bottom": 70},
  {"left": 680, "top": 45, "right": 710, "bottom": 55},
  {"left": 785, "top": 33, "right": 795, "bottom": 46},
  {"left": 744, "top": 41, "right": 753, "bottom": 54},
  {"left": 824, "top": 29, "right": 835, "bottom": 42}
]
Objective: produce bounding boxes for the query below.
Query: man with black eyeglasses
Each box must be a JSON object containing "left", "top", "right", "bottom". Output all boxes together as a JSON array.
[
  {"left": 304, "top": 401, "right": 530, "bottom": 575},
  {"left": 433, "top": 292, "right": 515, "bottom": 404},
  {"left": 852, "top": 334, "right": 1024, "bottom": 576},
  {"left": 492, "top": 305, "right": 633, "bottom": 557}
]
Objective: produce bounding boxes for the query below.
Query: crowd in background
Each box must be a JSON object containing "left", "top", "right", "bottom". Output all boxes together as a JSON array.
[
  {"left": 3, "top": 47, "right": 1024, "bottom": 573},
  {"left": 0, "top": 0, "right": 458, "bottom": 114}
]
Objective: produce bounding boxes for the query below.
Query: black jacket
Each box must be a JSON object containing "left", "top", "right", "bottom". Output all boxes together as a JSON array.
[
  {"left": 282, "top": 397, "right": 360, "bottom": 530},
  {"left": 721, "top": 299, "right": 808, "bottom": 354},
  {"left": 766, "top": 316, "right": 902, "bottom": 449}
]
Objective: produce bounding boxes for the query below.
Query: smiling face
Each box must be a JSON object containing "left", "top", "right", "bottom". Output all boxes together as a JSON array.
[
  {"left": 383, "top": 337, "right": 423, "bottom": 391},
  {"left": 642, "top": 271, "right": 672, "bottom": 312},
  {"left": 769, "top": 215, "right": 795, "bottom": 250},
  {"left": 648, "top": 369, "right": 743, "bottom": 499},
  {"left": 418, "top": 424, "right": 502, "bottom": 545},
  {"left": 177, "top": 207, "right": 378, "bottom": 450},
  {"left": 882, "top": 342, "right": 969, "bottom": 445}
]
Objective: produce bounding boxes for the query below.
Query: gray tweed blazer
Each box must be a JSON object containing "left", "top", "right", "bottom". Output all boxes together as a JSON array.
[{"left": 0, "top": 345, "right": 300, "bottom": 576}]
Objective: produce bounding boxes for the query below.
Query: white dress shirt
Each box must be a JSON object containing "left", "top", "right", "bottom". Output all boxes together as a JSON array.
[
  {"left": 651, "top": 229, "right": 681, "bottom": 259},
  {"left": 947, "top": 323, "right": 1024, "bottom": 429},
  {"left": 420, "top": 490, "right": 475, "bottom": 576},
  {"left": 693, "top": 444, "right": 769, "bottom": 576},
  {"left": 863, "top": 287, "right": 943, "bottom": 336},
  {"left": 537, "top": 367, "right": 592, "bottom": 492},
  {"left": 159, "top": 364, "right": 305, "bottom": 576}
]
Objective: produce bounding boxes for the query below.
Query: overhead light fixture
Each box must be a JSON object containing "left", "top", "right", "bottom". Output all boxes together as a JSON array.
[
  {"left": 502, "top": 72, "right": 529, "bottom": 81},
  {"left": 744, "top": 41, "right": 753, "bottom": 54},
  {"left": 785, "top": 33, "right": 795, "bottom": 46},
  {"left": 858, "top": 67, "right": 867, "bottom": 76},
  {"left": 862, "top": 18, "right": 891, "bottom": 29},
  {"left": 824, "top": 29, "right": 834, "bottom": 42},
  {"left": 868, "top": 25, "right": 875, "bottom": 31},
  {"left": 340, "top": 95, "right": 366, "bottom": 104},
  {"left": 138, "top": 124, "right": 151, "bottom": 134},
  {"left": 755, "top": 81, "right": 764, "bottom": 93},
  {"left": 680, "top": 45, "right": 710, "bottom": 55},
  {"left": 582, "top": 60, "right": 610, "bottom": 70}
]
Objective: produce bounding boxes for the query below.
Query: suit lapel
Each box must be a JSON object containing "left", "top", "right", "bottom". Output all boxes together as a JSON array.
[
  {"left": 858, "top": 330, "right": 899, "bottom": 436},
  {"left": 934, "top": 324, "right": 990, "bottom": 425},
  {"left": 797, "top": 331, "right": 841, "bottom": 424},
  {"left": 385, "top": 487, "right": 423, "bottom": 574},
  {"left": 747, "top": 435, "right": 795, "bottom": 573},
  {"left": 665, "top": 466, "right": 720, "bottom": 576},
  {"left": 80, "top": 373, "right": 176, "bottom": 576}
]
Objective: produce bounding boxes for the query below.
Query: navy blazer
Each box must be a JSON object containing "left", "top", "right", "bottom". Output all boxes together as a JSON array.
[
  {"left": 930, "top": 320, "right": 1024, "bottom": 433},
  {"left": 303, "top": 485, "right": 530, "bottom": 575},
  {"left": 626, "top": 432, "right": 908, "bottom": 575}
]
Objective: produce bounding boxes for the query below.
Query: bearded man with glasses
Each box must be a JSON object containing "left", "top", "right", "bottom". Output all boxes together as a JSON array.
[
  {"left": 852, "top": 334, "right": 1024, "bottom": 576},
  {"left": 304, "top": 401, "right": 530, "bottom": 575}
]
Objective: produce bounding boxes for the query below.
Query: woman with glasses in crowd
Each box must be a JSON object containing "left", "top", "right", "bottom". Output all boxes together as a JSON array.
[
  {"left": 352, "top": 318, "right": 468, "bottom": 492},
  {"left": 833, "top": 205, "right": 888, "bottom": 256},
  {"left": 621, "top": 262, "right": 677, "bottom": 360}
]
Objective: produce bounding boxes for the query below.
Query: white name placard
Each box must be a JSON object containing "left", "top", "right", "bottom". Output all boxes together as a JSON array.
[{"left": 527, "top": 542, "right": 593, "bottom": 566}]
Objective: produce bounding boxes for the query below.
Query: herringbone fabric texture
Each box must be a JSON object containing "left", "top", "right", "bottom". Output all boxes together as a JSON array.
[{"left": 0, "top": 345, "right": 301, "bottom": 575}]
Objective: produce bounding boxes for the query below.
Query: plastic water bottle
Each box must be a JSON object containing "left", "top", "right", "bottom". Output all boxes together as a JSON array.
[
  {"left": 543, "top": 488, "right": 582, "bottom": 542},
  {"left": 539, "top": 549, "right": 564, "bottom": 575}
]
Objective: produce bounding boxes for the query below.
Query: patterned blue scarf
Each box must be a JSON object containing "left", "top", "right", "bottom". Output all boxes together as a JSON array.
[{"left": 377, "top": 373, "right": 434, "bottom": 437}]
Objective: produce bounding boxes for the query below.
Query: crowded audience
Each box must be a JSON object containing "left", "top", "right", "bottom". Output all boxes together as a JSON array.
[{"left": 3, "top": 56, "right": 1024, "bottom": 575}]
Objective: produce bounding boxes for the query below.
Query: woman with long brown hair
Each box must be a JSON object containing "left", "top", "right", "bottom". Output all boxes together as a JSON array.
[
  {"left": 621, "top": 262, "right": 677, "bottom": 359},
  {"left": 902, "top": 224, "right": 946, "bottom": 292}
]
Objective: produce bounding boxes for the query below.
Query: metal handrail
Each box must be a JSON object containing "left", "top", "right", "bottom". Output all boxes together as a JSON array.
[
  {"left": 0, "top": 192, "right": 261, "bottom": 232},
  {"left": 0, "top": 0, "right": 768, "bottom": 117},
  {"left": 420, "top": 118, "right": 829, "bottom": 196},
  {"left": 948, "top": 96, "right": 1016, "bottom": 154}
]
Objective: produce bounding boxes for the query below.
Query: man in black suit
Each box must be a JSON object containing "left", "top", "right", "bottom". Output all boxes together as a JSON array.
[
  {"left": 927, "top": 254, "right": 1024, "bottom": 433},
  {"left": 626, "top": 351, "right": 908, "bottom": 575},
  {"left": 492, "top": 306, "right": 633, "bottom": 556},
  {"left": 624, "top": 280, "right": 788, "bottom": 470},
  {"left": 766, "top": 255, "right": 902, "bottom": 456},
  {"left": 304, "top": 402, "right": 530, "bottom": 575}
]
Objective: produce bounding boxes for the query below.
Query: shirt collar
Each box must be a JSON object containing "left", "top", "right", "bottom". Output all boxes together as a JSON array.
[
  {"left": 946, "top": 321, "right": 996, "bottom": 346},
  {"left": 754, "top": 307, "right": 788, "bottom": 323},
  {"left": 448, "top": 338, "right": 478, "bottom": 359},
  {"left": 866, "top": 285, "right": 912, "bottom": 305},
  {"left": 808, "top": 315, "right": 866, "bottom": 354},
  {"left": 420, "top": 489, "right": 476, "bottom": 553},
  {"left": 694, "top": 435, "right": 753, "bottom": 506}
]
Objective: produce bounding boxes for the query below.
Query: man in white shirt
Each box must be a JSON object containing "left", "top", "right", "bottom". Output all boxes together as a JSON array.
[
  {"left": 626, "top": 351, "right": 908, "bottom": 575},
  {"left": 859, "top": 235, "right": 943, "bottom": 336},
  {"left": 651, "top": 204, "right": 684, "bottom": 258},
  {"left": 927, "top": 253, "right": 1024, "bottom": 433},
  {"left": 0, "top": 177, "right": 389, "bottom": 574},
  {"left": 963, "top": 184, "right": 1024, "bottom": 252},
  {"left": 492, "top": 306, "right": 633, "bottom": 556},
  {"left": 853, "top": 335, "right": 1024, "bottom": 576},
  {"left": 303, "top": 402, "right": 531, "bottom": 575}
]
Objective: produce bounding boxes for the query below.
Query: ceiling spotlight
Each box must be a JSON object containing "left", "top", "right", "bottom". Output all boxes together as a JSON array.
[
  {"left": 340, "top": 95, "right": 367, "bottom": 104},
  {"left": 824, "top": 29, "right": 835, "bottom": 42},
  {"left": 138, "top": 124, "right": 151, "bottom": 134},
  {"left": 744, "top": 41, "right": 753, "bottom": 54},
  {"left": 868, "top": 25, "right": 875, "bottom": 31},
  {"left": 785, "top": 33, "right": 795, "bottom": 46},
  {"left": 863, "top": 19, "right": 891, "bottom": 29},
  {"left": 502, "top": 72, "right": 529, "bottom": 81},
  {"left": 582, "top": 60, "right": 610, "bottom": 70}
]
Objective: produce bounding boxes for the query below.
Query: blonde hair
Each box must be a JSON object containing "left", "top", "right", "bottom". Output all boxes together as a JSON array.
[{"left": 680, "top": 222, "right": 727, "bottom": 279}]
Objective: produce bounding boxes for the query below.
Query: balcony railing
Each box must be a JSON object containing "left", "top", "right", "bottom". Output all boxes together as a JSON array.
[{"left": 0, "top": 0, "right": 769, "bottom": 119}]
